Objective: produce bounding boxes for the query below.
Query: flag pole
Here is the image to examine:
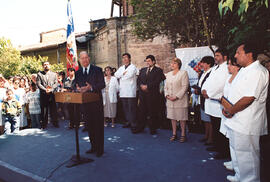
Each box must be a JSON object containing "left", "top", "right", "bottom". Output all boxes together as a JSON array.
[{"left": 66, "top": 0, "right": 93, "bottom": 168}]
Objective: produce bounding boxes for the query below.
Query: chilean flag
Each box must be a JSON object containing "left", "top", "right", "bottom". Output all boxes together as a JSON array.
[{"left": 66, "top": 0, "right": 79, "bottom": 71}]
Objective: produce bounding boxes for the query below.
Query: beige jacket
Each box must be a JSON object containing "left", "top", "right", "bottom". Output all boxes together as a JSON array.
[{"left": 164, "top": 70, "right": 189, "bottom": 108}]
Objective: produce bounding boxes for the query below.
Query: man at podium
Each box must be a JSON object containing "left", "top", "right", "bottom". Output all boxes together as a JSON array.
[{"left": 73, "top": 51, "right": 105, "bottom": 157}]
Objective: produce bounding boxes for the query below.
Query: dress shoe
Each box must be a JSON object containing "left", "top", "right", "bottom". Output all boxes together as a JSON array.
[
  {"left": 214, "top": 153, "right": 230, "bottom": 160},
  {"left": 150, "top": 130, "right": 157, "bottom": 135},
  {"left": 68, "top": 123, "right": 74, "bottom": 129},
  {"left": 122, "top": 124, "right": 131, "bottom": 128},
  {"left": 199, "top": 138, "right": 207, "bottom": 142},
  {"left": 96, "top": 152, "right": 103, "bottom": 157},
  {"left": 131, "top": 128, "right": 143, "bottom": 134},
  {"left": 223, "top": 161, "right": 234, "bottom": 171},
  {"left": 206, "top": 146, "right": 218, "bottom": 152},
  {"left": 82, "top": 127, "right": 88, "bottom": 132},
  {"left": 226, "top": 175, "right": 239, "bottom": 182},
  {"left": 204, "top": 141, "right": 214, "bottom": 146},
  {"left": 52, "top": 122, "right": 59, "bottom": 128},
  {"left": 86, "top": 149, "right": 96, "bottom": 154}
]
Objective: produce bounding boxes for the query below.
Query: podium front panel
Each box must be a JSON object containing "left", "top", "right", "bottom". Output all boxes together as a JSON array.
[{"left": 54, "top": 92, "right": 100, "bottom": 104}]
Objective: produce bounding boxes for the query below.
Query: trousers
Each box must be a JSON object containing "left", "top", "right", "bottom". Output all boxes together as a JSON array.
[{"left": 228, "top": 128, "right": 260, "bottom": 182}]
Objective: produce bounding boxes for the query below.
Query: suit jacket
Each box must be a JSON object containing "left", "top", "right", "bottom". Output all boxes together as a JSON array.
[
  {"left": 37, "top": 71, "right": 58, "bottom": 93},
  {"left": 37, "top": 71, "right": 58, "bottom": 103},
  {"left": 73, "top": 64, "right": 105, "bottom": 94},
  {"left": 197, "top": 70, "right": 211, "bottom": 110},
  {"left": 164, "top": 70, "right": 189, "bottom": 108},
  {"left": 137, "top": 66, "right": 165, "bottom": 95}
]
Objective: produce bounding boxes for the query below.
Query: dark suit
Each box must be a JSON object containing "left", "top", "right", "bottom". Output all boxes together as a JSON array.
[
  {"left": 137, "top": 66, "right": 165, "bottom": 133},
  {"left": 63, "top": 77, "right": 76, "bottom": 127},
  {"left": 197, "top": 71, "right": 211, "bottom": 111},
  {"left": 73, "top": 65, "right": 105, "bottom": 155},
  {"left": 37, "top": 70, "right": 58, "bottom": 128}
]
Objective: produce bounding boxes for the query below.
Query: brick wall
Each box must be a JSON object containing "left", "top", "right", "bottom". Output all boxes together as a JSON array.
[{"left": 90, "top": 17, "right": 176, "bottom": 73}]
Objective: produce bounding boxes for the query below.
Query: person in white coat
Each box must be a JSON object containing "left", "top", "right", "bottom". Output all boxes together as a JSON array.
[
  {"left": 223, "top": 42, "right": 269, "bottom": 182},
  {"left": 201, "top": 48, "right": 230, "bottom": 159},
  {"left": 102, "top": 66, "right": 119, "bottom": 128},
  {"left": 220, "top": 57, "right": 241, "bottom": 176},
  {"left": 114, "top": 53, "right": 138, "bottom": 132}
]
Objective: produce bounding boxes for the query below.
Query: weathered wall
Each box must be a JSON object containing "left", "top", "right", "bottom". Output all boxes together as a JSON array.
[
  {"left": 90, "top": 19, "right": 119, "bottom": 69},
  {"left": 90, "top": 17, "right": 176, "bottom": 73},
  {"left": 40, "top": 29, "right": 66, "bottom": 43}
]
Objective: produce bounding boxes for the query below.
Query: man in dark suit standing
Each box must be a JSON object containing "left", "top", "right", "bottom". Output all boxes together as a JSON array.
[
  {"left": 135, "top": 55, "right": 165, "bottom": 134},
  {"left": 73, "top": 51, "right": 105, "bottom": 157},
  {"left": 37, "top": 61, "right": 59, "bottom": 129}
]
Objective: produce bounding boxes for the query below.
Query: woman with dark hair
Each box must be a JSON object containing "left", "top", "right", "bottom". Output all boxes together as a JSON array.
[
  {"left": 165, "top": 58, "right": 189, "bottom": 142},
  {"left": 221, "top": 57, "right": 241, "bottom": 181},
  {"left": 102, "top": 66, "right": 119, "bottom": 127},
  {"left": 196, "top": 56, "right": 215, "bottom": 145}
]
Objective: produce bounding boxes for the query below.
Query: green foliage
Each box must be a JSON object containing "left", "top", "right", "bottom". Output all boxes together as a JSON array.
[
  {"left": 131, "top": 0, "right": 269, "bottom": 57},
  {"left": 0, "top": 38, "right": 66, "bottom": 78},
  {"left": 20, "top": 56, "right": 44, "bottom": 76},
  {"left": 219, "top": 0, "right": 268, "bottom": 17},
  {"left": 219, "top": 0, "right": 270, "bottom": 57},
  {"left": 0, "top": 37, "right": 21, "bottom": 78},
  {"left": 130, "top": 0, "right": 232, "bottom": 49},
  {"left": 50, "top": 62, "right": 65, "bottom": 73}
]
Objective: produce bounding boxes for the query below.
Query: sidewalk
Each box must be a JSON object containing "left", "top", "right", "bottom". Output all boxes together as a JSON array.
[{"left": 0, "top": 121, "right": 232, "bottom": 182}]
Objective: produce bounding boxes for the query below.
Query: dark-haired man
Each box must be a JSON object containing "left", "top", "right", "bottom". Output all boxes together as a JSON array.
[
  {"left": 114, "top": 53, "right": 138, "bottom": 133},
  {"left": 37, "top": 61, "right": 59, "bottom": 129},
  {"left": 223, "top": 42, "right": 269, "bottom": 182},
  {"left": 135, "top": 55, "right": 165, "bottom": 134},
  {"left": 201, "top": 49, "right": 230, "bottom": 159}
]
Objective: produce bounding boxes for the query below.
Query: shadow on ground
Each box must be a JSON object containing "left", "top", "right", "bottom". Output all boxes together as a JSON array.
[{"left": 0, "top": 121, "right": 232, "bottom": 182}]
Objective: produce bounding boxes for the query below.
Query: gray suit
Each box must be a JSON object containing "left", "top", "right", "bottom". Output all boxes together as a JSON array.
[{"left": 37, "top": 70, "right": 59, "bottom": 128}]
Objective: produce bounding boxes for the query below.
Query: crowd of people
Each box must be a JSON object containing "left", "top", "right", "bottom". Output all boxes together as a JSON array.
[{"left": 0, "top": 41, "right": 269, "bottom": 182}]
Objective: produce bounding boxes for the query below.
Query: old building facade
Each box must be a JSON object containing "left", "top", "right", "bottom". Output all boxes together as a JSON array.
[{"left": 20, "top": 0, "right": 176, "bottom": 73}]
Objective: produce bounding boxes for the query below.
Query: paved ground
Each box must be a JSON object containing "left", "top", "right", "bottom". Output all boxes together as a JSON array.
[{"left": 0, "top": 121, "right": 233, "bottom": 182}]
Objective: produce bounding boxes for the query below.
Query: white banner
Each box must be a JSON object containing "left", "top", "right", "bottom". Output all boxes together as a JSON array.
[{"left": 175, "top": 46, "right": 216, "bottom": 86}]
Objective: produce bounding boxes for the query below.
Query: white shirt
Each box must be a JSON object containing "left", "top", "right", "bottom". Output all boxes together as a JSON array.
[
  {"left": 26, "top": 89, "right": 41, "bottom": 114},
  {"left": 13, "top": 87, "right": 26, "bottom": 105},
  {"left": 114, "top": 63, "right": 138, "bottom": 98},
  {"left": 225, "top": 61, "right": 269, "bottom": 136},
  {"left": 202, "top": 62, "right": 230, "bottom": 117},
  {"left": 83, "top": 64, "right": 91, "bottom": 75},
  {"left": 220, "top": 76, "right": 234, "bottom": 137},
  {"left": 102, "top": 76, "right": 119, "bottom": 104},
  {"left": 0, "top": 87, "right": 6, "bottom": 101}
]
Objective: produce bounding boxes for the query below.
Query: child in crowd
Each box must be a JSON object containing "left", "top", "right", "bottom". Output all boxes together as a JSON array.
[
  {"left": 2, "top": 89, "right": 22, "bottom": 134},
  {"left": 0, "top": 76, "right": 7, "bottom": 134},
  {"left": 26, "top": 82, "right": 41, "bottom": 128}
]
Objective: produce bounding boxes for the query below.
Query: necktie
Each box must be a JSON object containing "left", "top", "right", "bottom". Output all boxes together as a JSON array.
[
  {"left": 146, "top": 67, "right": 151, "bottom": 75},
  {"left": 84, "top": 68, "right": 87, "bottom": 76}
]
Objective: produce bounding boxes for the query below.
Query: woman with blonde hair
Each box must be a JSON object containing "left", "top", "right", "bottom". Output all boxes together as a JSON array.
[{"left": 165, "top": 58, "right": 189, "bottom": 142}]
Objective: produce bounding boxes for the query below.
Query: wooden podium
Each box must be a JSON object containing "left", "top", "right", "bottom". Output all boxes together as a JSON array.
[
  {"left": 54, "top": 92, "right": 100, "bottom": 104},
  {"left": 55, "top": 92, "right": 101, "bottom": 168}
]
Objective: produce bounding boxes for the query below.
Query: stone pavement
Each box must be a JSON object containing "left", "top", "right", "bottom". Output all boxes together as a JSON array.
[{"left": 0, "top": 121, "right": 233, "bottom": 182}]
